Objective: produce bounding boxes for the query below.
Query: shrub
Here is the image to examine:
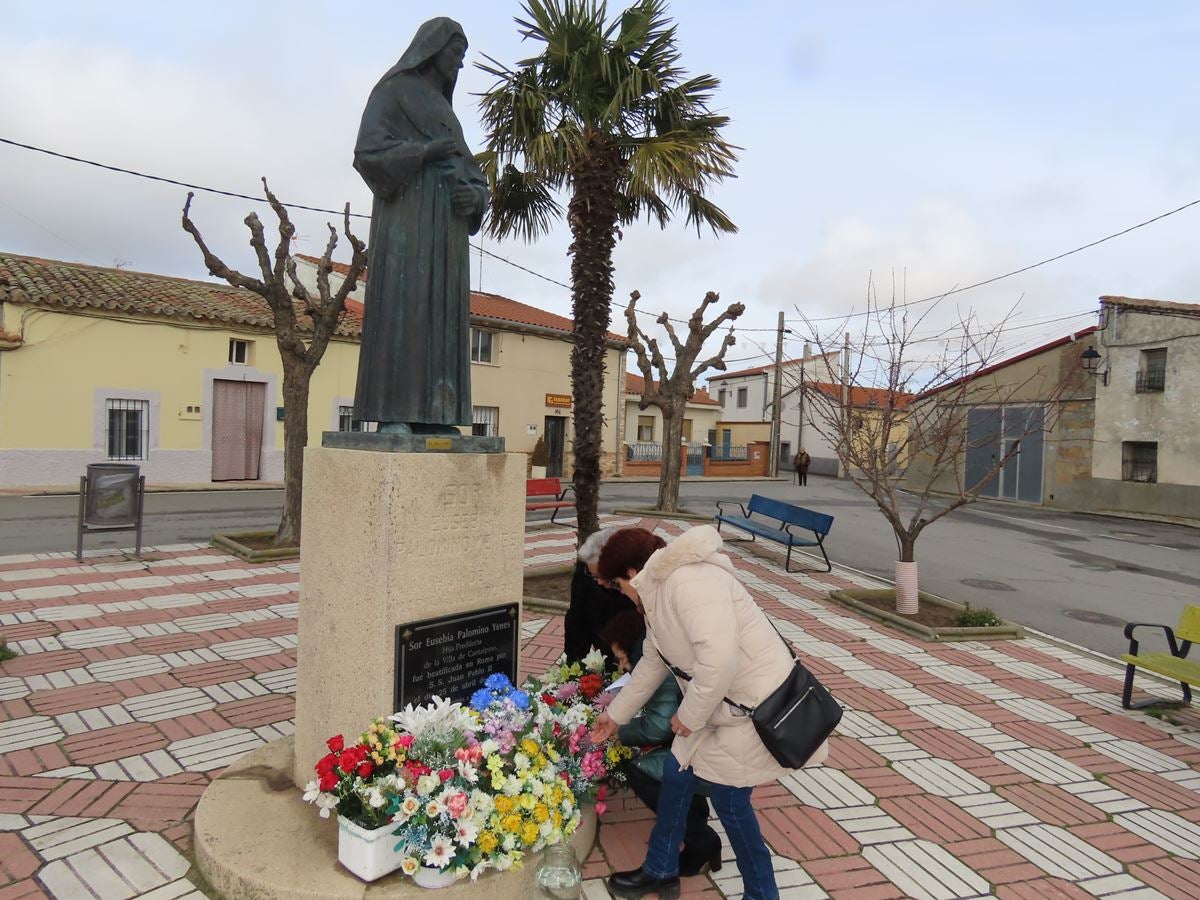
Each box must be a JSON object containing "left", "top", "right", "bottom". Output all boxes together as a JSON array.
[
  {"left": 531, "top": 437, "right": 548, "bottom": 468},
  {"left": 956, "top": 604, "right": 1003, "bottom": 628}
]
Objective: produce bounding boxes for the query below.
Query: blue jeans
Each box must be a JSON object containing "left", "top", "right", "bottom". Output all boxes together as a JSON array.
[{"left": 641, "top": 753, "right": 778, "bottom": 900}]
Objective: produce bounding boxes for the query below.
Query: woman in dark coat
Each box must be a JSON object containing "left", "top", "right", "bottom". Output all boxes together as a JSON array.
[
  {"left": 352, "top": 17, "right": 489, "bottom": 431},
  {"left": 600, "top": 611, "right": 721, "bottom": 877},
  {"left": 563, "top": 528, "right": 635, "bottom": 664}
]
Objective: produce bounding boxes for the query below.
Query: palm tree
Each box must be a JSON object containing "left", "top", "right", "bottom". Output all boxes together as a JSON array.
[{"left": 477, "top": 0, "right": 738, "bottom": 537}]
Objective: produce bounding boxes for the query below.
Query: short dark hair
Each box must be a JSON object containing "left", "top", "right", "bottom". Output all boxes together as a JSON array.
[
  {"left": 597, "top": 527, "right": 666, "bottom": 583},
  {"left": 598, "top": 610, "right": 647, "bottom": 658}
]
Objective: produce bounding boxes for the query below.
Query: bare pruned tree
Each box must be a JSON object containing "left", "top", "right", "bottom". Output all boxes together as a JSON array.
[
  {"left": 182, "top": 180, "right": 367, "bottom": 547},
  {"left": 626, "top": 289, "right": 745, "bottom": 512},
  {"left": 792, "top": 277, "right": 1089, "bottom": 612}
]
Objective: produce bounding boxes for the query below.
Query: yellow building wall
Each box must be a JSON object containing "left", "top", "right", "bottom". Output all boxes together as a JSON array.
[
  {"left": 623, "top": 399, "right": 722, "bottom": 446},
  {"left": 714, "top": 420, "right": 772, "bottom": 445},
  {"left": 0, "top": 305, "right": 623, "bottom": 486}
]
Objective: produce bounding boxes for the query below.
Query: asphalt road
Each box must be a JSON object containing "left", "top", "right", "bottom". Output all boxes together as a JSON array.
[{"left": 3, "top": 477, "right": 1197, "bottom": 658}]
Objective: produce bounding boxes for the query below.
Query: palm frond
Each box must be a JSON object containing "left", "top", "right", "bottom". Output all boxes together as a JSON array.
[{"left": 484, "top": 164, "right": 564, "bottom": 243}]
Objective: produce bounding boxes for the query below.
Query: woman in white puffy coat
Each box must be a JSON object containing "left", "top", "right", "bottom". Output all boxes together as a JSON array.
[{"left": 590, "top": 525, "right": 827, "bottom": 900}]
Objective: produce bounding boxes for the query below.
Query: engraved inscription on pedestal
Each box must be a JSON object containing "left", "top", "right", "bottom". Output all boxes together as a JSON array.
[{"left": 394, "top": 604, "right": 519, "bottom": 710}]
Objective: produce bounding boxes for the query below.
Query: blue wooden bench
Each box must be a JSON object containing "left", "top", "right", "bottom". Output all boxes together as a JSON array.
[
  {"left": 1121, "top": 604, "right": 1200, "bottom": 709},
  {"left": 715, "top": 494, "right": 834, "bottom": 573}
]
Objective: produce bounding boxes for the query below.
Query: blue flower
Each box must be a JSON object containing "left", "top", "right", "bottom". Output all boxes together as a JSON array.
[
  {"left": 484, "top": 673, "right": 513, "bottom": 692},
  {"left": 509, "top": 690, "right": 530, "bottom": 711},
  {"left": 469, "top": 688, "right": 495, "bottom": 712}
]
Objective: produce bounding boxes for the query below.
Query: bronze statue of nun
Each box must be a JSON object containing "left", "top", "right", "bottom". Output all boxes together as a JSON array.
[{"left": 351, "top": 17, "right": 489, "bottom": 434}]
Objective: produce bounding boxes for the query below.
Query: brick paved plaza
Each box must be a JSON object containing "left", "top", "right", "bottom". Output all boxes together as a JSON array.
[{"left": 2, "top": 518, "right": 1199, "bottom": 899}]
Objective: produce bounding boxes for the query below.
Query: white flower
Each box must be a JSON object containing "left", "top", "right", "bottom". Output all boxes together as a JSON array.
[
  {"left": 469, "top": 860, "right": 492, "bottom": 882},
  {"left": 501, "top": 834, "right": 517, "bottom": 852},
  {"left": 530, "top": 779, "right": 545, "bottom": 798},
  {"left": 367, "top": 788, "right": 387, "bottom": 809},
  {"left": 495, "top": 850, "right": 515, "bottom": 870},
  {"left": 315, "top": 793, "right": 338, "bottom": 819},
  {"left": 424, "top": 834, "right": 455, "bottom": 869},
  {"left": 539, "top": 819, "right": 556, "bottom": 839},
  {"left": 389, "top": 696, "right": 474, "bottom": 741},
  {"left": 401, "top": 857, "right": 420, "bottom": 877},
  {"left": 582, "top": 647, "right": 607, "bottom": 673},
  {"left": 417, "top": 774, "right": 441, "bottom": 797},
  {"left": 425, "top": 799, "right": 444, "bottom": 818},
  {"left": 503, "top": 775, "right": 522, "bottom": 797},
  {"left": 513, "top": 752, "right": 530, "bottom": 772},
  {"left": 480, "top": 738, "right": 500, "bottom": 756},
  {"left": 457, "top": 760, "right": 479, "bottom": 784},
  {"left": 470, "top": 790, "right": 494, "bottom": 818},
  {"left": 454, "top": 819, "right": 479, "bottom": 847},
  {"left": 301, "top": 780, "right": 322, "bottom": 804}
]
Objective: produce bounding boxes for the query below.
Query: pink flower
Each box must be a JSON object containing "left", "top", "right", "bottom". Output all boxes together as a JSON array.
[
  {"left": 597, "top": 784, "right": 608, "bottom": 801},
  {"left": 580, "top": 750, "right": 606, "bottom": 780},
  {"left": 568, "top": 724, "right": 588, "bottom": 755},
  {"left": 593, "top": 691, "right": 615, "bottom": 710},
  {"left": 446, "top": 792, "right": 469, "bottom": 818},
  {"left": 395, "top": 734, "right": 415, "bottom": 749},
  {"left": 595, "top": 801, "right": 608, "bottom": 816},
  {"left": 556, "top": 682, "right": 580, "bottom": 701}
]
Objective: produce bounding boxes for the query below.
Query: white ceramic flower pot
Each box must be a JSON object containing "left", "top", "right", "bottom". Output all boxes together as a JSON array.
[
  {"left": 337, "top": 816, "right": 404, "bottom": 882},
  {"left": 895, "top": 560, "right": 919, "bottom": 616},
  {"left": 413, "top": 865, "right": 458, "bottom": 888}
]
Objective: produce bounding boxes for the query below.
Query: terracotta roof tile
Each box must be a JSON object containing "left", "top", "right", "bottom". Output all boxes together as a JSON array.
[
  {"left": 0, "top": 252, "right": 363, "bottom": 337},
  {"left": 806, "top": 381, "right": 912, "bottom": 409},
  {"left": 1100, "top": 295, "right": 1200, "bottom": 317},
  {"left": 1, "top": 252, "right": 625, "bottom": 344},
  {"left": 624, "top": 372, "right": 720, "bottom": 406}
]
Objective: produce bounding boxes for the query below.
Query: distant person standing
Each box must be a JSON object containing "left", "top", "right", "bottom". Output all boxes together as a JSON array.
[{"left": 794, "top": 449, "right": 811, "bottom": 486}]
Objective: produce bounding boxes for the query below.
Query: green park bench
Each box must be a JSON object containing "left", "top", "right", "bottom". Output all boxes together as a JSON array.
[{"left": 1121, "top": 604, "right": 1200, "bottom": 709}]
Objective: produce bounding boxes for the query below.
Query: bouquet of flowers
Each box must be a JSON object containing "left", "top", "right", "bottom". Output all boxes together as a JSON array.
[{"left": 304, "top": 665, "right": 631, "bottom": 883}]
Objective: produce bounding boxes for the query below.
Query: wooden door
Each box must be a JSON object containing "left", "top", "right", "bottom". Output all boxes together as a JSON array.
[{"left": 212, "top": 380, "right": 266, "bottom": 481}]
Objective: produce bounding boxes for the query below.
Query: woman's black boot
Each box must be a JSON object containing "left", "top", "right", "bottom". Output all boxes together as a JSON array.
[{"left": 607, "top": 867, "right": 681, "bottom": 899}]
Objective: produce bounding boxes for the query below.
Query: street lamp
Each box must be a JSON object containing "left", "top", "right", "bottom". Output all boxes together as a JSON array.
[{"left": 1080, "top": 345, "right": 1108, "bottom": 385}]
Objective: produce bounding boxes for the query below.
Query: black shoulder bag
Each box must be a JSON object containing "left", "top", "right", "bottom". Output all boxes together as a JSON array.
[{"left": 657, "top": 620, "right": 842, "bottom": 769}]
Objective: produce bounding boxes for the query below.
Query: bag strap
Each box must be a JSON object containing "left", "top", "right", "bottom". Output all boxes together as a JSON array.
[{"left": 655, "top": 616, "right": 798, "bottom": 717}]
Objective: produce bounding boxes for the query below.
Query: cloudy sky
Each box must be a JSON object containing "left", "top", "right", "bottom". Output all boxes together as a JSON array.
[{"left": 3, "top": 1, "right": 1198, "bottom": 375}]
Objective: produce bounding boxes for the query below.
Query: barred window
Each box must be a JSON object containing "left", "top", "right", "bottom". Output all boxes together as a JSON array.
[
  {"left": 1121, "top": 441, "right": 1158, "bottom": 483},
  {"left": 106, "top": 399, "right": 149, "bottom": 460},
  {"left": 472, "top": 405, "right": 499, "bottom": 437}
]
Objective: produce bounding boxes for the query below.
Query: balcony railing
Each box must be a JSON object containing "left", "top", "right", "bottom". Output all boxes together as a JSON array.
[
  {"left": 709, "top": 444, "right": 748, "bottom": 461},
  {"left": 1135, "top": 369, "right": 1166, "bottom": 393}
]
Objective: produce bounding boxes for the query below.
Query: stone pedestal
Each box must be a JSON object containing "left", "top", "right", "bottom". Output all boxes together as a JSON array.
[{"left": 292, "top": 446, "right": 525, "bottom": 787}]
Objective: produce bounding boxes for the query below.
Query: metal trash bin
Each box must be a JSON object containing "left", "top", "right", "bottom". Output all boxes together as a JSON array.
[{"left": 77, "top": 464, "right": 146, "bottom": 561}]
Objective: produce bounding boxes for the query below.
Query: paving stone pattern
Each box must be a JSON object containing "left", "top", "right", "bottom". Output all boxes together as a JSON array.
[{"left": 0, "top": 520, "right": 1197, "bottom": 898}]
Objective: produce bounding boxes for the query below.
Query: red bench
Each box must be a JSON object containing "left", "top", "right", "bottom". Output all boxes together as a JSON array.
[{"left": 526, "top": 478, "right": 575, "bottom": 524}]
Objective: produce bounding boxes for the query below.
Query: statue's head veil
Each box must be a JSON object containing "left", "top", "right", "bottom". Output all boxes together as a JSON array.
[{"left": 375, "top": 17, "right": 468, "bottom": 102}]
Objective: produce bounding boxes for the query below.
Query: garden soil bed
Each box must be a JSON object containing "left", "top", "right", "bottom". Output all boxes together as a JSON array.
[{"left": 828, "top": 588, "right": 1024, "bottom": 642}]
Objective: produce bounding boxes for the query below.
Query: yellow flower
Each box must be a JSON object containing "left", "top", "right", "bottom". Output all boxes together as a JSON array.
[
  {"left": 478, "top": 831, "right": 498, "bottom": 853},
  {"left": 495, "top": 795, "right": 515, "bottom": 815},
  {"left": 521, "top": 821, "right": 540, "bottom": 845},
  {"left": 521, "top": 739, "right": 540, "bottom": 757},
  {"left": 545, "top": 747, "right": 560, "bottom": 763},
  {"left": 502, "top": 814, "right": 523, "bottom": 834},
  {"left": 552, "top": 811, "right": 563, "bottom": 829},
  {"left": 533, "top": 803, "right": 549, "bottom": 823},
  {"left": 519, "top": 794, "right": 536, "bottom": 811},
  {"left": 551, "top": 786, "right": 564, "bottom": 806}
]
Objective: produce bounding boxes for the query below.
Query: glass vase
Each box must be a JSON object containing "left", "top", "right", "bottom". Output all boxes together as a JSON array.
[{"left": 535, "top": 844, "right": 581, "bottom": 899}]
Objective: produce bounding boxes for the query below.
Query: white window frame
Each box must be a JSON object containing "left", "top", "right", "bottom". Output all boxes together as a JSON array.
[
  {"left": 228, "top": 338, "right": 252, "bottom": 365},
  {"left": 470, "top": 328, "right": 495, "bottom": 364},
  {"left": 105, "top": 399, "right": 150, "bottom": 461},
  {"left": 636, "top": 415, "right": 655, "bottom": 442}
]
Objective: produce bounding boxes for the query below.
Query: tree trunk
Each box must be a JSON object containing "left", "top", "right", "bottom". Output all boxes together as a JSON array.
[
  {"left": 656, "top": 405, "right": 685, "bottom": 512},
  {"left": 566, "top": 142, "right": 620, "bottom": 539},
  {"left": 276, "top": 355, "right": 312, "bottom": 548},
  {"left": 898, "top": 533, "right": 916, "bottom": 563}
]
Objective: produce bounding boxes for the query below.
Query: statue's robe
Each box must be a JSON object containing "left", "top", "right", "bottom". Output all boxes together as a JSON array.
[{"left": 352, "top": 67, "right": 486, "bottom": 427}]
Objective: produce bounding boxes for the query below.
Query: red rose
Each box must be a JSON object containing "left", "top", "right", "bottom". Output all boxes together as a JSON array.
[
  {"left": 319, "top": 771, "right": 339, "bottom": 792},
  {"left": 541, "top": 692, "right": 556, "bottom": 706},
  {"left": 316, "top": 754, "right": 337, "bottom": 776},
  {"left": 327, "top": 735, "right": 345, "bottom": 753},
  {"left": 438, "top": 768, "right": 455, "bottom": 783},
  {"left": 338, "top": 748, "right": 362, "bottom": 772},
  {"left": 357, "top": 761, "right": 375, "bottom": 779},
  {"left": 579, "top": 674, "right": 604, "bottom": 700}
]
